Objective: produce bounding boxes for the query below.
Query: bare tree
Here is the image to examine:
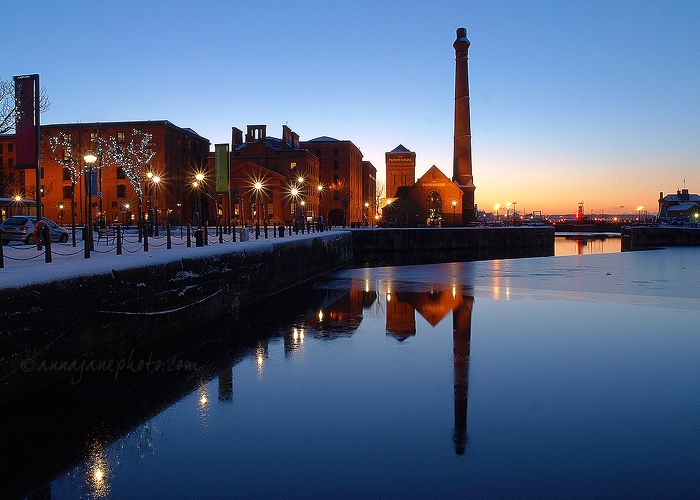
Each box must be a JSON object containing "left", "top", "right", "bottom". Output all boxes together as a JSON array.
[
  {"left": 0, "top": 76, "right": 51, "bottom": 134},
  {"left": 46, "top": 132, "right": 88, "bottom": 245},
  {"left": 100, "top": 129, "right": 155, "bottom": 238}
]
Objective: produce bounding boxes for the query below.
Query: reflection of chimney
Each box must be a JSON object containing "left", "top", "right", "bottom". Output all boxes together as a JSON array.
[
  {"left": 453, "top": 27, "right": 476, "bottom": 222},
  {"left": 452, "top": 296, "right": 474, "bottom": 454},
  {"left": 218, "top": 367, "right": 233, "bottom": 402}
]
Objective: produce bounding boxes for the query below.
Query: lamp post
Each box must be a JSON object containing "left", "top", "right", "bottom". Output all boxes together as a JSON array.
[
  {"left": 58, "top": 203, "right": 64, "bottom": 226},
  {"left": 152, "top": 175, "right": 161, "bottom": 236},
  {"left": 452, "top": 200, "right": 457, "bottom": 226},
  {"left": 364, "top": 202, "right": 369, "bottom": 226},
  {"left": 254, "top": 181, "right": 263, "bottom": 238},
  {"left": 84, "top": 151, "right": 98, "bottom": 257},
  {"left": 124, "top": 202, "right": 130, "bottom": 226},
  {"left": 493, "top": 203, "right": 500, "bottom": 225}
]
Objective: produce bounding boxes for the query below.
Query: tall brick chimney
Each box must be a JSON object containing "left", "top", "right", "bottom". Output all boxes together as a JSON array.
[{"left": 453, "top": 27, "right": 476, "bottom": 222}]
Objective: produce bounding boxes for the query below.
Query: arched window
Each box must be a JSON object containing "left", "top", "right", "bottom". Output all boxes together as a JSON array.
[{"left": 426, "top": 191, "right": 442, "bottom": 226}]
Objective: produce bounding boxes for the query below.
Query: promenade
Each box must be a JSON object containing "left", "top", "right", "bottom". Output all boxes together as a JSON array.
[{"left": 0, "top": 225, "right": 324, "bottom": 290}]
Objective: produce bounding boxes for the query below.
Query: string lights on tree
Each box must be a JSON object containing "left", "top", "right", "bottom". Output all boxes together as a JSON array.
[{"left": 100, "top": 129, "right": 155, "bottom": 239}]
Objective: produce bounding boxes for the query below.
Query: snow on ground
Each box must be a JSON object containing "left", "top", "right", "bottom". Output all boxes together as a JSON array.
[{"left": 0, "top": 227, "right": 328, "bottom": 290}]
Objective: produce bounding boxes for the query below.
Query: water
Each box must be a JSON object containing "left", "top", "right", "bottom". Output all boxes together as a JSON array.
[
  {"left": 6, "top": 247, "right": 700, "bottom": 499},
  {"left": 554, "top": 233, "right": 621, "bottom": 256}
]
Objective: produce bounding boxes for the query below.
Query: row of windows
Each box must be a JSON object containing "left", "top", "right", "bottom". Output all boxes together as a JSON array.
[
  {"left": 0, "top": 143, "right": 13, "bottom": 153},
  {"left": 313, "top": 148, "right": 339, "bottom": 157}
]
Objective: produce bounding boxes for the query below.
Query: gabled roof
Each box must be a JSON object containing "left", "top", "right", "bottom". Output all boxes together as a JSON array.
[
  {"left": 667, "top": 201, "right": 700, "bottom": 213},
  {"left": 390, "top": 144, "right": 411, "bottom": 153}
]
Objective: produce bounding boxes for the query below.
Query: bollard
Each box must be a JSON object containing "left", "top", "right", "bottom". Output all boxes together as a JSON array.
[
  {"left": 83, "top": 226, "right": 90, "bottom": 259},
  {"left": 264, "top": 221, "right": 268, "bottom": 239},
  {"left": 278, "top": 224, "right": 284, "bottom": 238},
  {"left": 273, "top": 223, "right": 277, "bottom": 238},
  {"left": 144, "top": 227, "right": 149, "bottom": 252},
  {"left": 167, "top": 224, "right": 172, "bottom": 249},
  {"left": 255, "top": 221, "right": 260, "bottom": 239},
  {"left": 204, "top": 224, "right": 208, "bottom": 245},
  {"left": 289, "top": 224, "right": 292, "bottom": 236},
  {"left": 116, "top": 225, "right": 122, "bottom": 255},
  {"left": 187, "top": 223, "right": 192, "bottom": 247},
  {"left": 219, "top": 224, "right": 223, "bottom": 244},
  {"left": 194, "top": 229, "right": 204, "bottom": 247},
  {"left": 43, "top": 226, "right": 52, "bottom": 263},
  {"left": 0, "top": 228, "right": 4, "bottom": 269},
  {"left": 232, "top": 221, "right": 236, "bottom": 242}
]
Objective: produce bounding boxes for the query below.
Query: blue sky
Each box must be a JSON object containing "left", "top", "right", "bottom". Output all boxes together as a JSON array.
[{"left": 5, "top": 0, "right": 700, "bottom": 215}]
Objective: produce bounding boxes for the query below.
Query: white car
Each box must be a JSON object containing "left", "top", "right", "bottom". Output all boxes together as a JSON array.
[{"left": 1, "top": 216, "right": 70, "bottom": 244}]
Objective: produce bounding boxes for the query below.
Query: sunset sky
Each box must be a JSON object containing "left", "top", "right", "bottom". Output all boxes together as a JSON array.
[{"left": 5, "top": 0, "right": 700, "bottom": 215}]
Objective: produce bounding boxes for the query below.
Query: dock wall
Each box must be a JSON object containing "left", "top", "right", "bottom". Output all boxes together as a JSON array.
[{"left": 621, "top": 226, "right": 700, "bottom": 250}]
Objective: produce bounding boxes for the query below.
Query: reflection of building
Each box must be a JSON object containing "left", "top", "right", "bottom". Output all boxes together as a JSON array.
[{"left": 382, "top": 288, "right": 474, "bottom": 454}]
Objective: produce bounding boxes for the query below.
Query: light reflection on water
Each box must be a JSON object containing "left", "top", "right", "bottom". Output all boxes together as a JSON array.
[
  {"left": 555, "top": 233, "right": 621, "bottom": 256},
  {"left": 45, "top": 252, "right": 700, "bottom": 498}
]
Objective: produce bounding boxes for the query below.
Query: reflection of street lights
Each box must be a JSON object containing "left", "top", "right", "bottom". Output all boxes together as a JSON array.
[
  {"left": 84, "top": 151, "right": 98, "bottom": 257},
  {"left": 452, "top": 200, "right": 457, "bottom": 226}
]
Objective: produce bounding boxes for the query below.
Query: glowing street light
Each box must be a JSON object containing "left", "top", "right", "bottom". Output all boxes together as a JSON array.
[
  {"left": 452, "top": 200, "right": 457, "bottom": 226},
  {"left": 254, "top": 181, "right": 263, "bottom": 238},
  {"left": 493, "top": 203, "right": 501, "bottom": 223},
  {"left": 84, "top": 151, "right": 98, "bottom": 257},
  {"left": 152, "top": 175, "right": 161, "bottom": 235}
]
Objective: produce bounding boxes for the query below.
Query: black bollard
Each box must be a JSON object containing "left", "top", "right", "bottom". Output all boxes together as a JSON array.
[
  {"left": 0, "top": 228, "right": 4, "bottom": 269},
  {"left": 204, "top": 224, "right": 208, "bottom": 245},
  {"left": 43, "top": 225, "right": 52, "bottom": 263},
  {"left": 116, "top": 225, "right": 122, "bottom": 255},
  {"left": 278, "top": 224, "right": 284, "bottom": 238},
  {"left": 144, "top": 227, "right": 149, "bottom": 252},
  {"left": 194, "top": 229, "right": 204, "bottom": 247},
  {"left": 232, "top": 221, "right": 236, "bottom": 242},
  {"left": 83, "top": 226, "right": 90, "bottom": 259},
  {"left": 167, "top": 224, "right": 172, "bottom": 249}
]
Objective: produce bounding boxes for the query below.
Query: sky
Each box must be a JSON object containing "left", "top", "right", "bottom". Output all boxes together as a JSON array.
[{"left": 4, "top": 0, "right": 700, "bottom": 216}]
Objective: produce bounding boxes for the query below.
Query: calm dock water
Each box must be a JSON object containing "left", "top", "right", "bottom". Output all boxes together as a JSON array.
[{"left": 4, "top": 245, "right": 699, "bottom": 499}]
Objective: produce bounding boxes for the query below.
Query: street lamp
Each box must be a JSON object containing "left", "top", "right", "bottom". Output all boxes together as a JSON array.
[
  {"left": 452, "top": 200, "right": 457, "bottom": 226},
  {"left": 152, "top": 175, "right": 161, "bottom": 235},
  {"left": 58, "top": 203, "right": 64, "bottom": 226},
  {"left": 493, "top": 203, "right": 500, "bottom": 224},
  {"left": 254, "top": 181, "right": 263, "bottom": 238},
  {"left": 364, "top": 202, "right": 369, "bottom": 226},
  {"left": 124, "top": 202, "right": 130, "bottom": 226},
  {"left": 84, "top": 151, "right": 98, "bottom": 257}
]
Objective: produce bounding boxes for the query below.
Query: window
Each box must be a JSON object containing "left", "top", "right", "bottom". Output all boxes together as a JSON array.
[
  {"left": 316, "top": 148, "right": 321, "bottom": 157},
  {"left": 0, "top": 144, "right": 3, "bottom": 154},
  {"left": 145, "top": 148, "right": 153, "bottom": 156},
  {"left": 290, "top": 162, "right": 296, "bottom": 169},
  {"left": 41, "top": 167, "right": 44, "bottom": 180},
  {"left": 117, "top": 132, "right": 125, "bottom": 143},
  {"left": 146, "top": 132, "right": 153, "bottom": 142},
  {"left": 334, "top": 191, "right": 339, "bottom": 200},
  {"left": 63, "top": 150, "right": 71, "bottom": 161},
  {"left": 63, "top": 186, "right": 72, "bottom": 199},
  {"left": 333, "top": 148, "right": 338, "bottom": 156},
  {"left": 8, "top": 143, "right": 13, "bottom": 152},
  {"left": 333, "top": 175, "right": 339, "bottom": 183},
  {"left": 267, "top": 203, "right": 274, "bottom": 217},
  {"left": 63, "top": 168, "right": 71, "bottom": 180},
  {"left": 9, "top": 158, "right": 13, "bottom": 168},
  {"left": 91, "top": 132, "right": 98, "bottom": 142},
  {"left": 333, "top": 161, "right": 339, "bottom": 170},
  {"left": 117, "top": 185, "right": 127, "bottom": 198},
  {"left": 19, "top": 171, "right": 25, "bottom": 185},
  {"left": 111, "top": 201, "right": 118, "bottom": 208},
  {"left": 63, "top": 133, "right": 71, "bottom": 142},
  {"left": 117, "top": 167, "right": 126, "bottom": 179}
]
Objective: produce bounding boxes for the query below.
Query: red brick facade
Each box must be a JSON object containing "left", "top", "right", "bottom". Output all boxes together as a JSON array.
[{"left": 1, "top": 121, "right": 210, "bottom": 226}]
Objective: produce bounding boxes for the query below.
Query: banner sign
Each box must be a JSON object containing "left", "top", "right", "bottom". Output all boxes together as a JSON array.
[
  {"left": 13, "top": 75, "right": 39, "bottom": 170},
  {"left": 215, "top": 143, "right": 229, "bottom": 194},
  {"left": 84, "top": 170, "right": 98, "bottom": 196}
]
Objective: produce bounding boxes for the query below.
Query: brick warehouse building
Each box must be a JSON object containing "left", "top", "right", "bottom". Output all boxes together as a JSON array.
[
  {"left": 219, "top": 124, "right": 320, "bottom": 226},
  {"left": 299, "top": 136, "right": 364, "bottom": 226},
  {"left": 1, "top": 121, "right": 210, "bottom": 226}
]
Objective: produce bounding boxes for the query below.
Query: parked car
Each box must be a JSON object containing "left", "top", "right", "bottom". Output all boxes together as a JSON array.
[{"left": 1, "top": 216, "right": 69, "bottom": 244}]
